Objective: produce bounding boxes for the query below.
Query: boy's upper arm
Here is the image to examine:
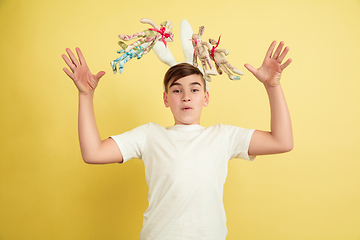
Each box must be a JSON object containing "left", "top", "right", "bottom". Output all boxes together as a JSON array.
[
  {"left": 93, "top": 138, "right": 124, "bottom": 164},
  {"left": 248, "top": 130, "right": 285, "bottom": 156}
]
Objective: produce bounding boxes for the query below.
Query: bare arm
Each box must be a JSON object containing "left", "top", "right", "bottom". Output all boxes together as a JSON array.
[
  {"left": 245, "top": 41, "right": 293, "bottom": 155},
  {"left": 62, "top": 48, "right": 123, "bottom": 164}
]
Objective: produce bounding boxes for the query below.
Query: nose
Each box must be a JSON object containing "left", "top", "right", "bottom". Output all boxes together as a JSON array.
[{"left": 182, "top": 92, "right": 191, "bottom": 102}]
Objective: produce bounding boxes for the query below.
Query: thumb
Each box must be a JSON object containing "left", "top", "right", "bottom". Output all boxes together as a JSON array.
[
  {"left": 244, "top": 64, "right": 257, "bottom": 76},
  {"left": 94, "top": 71, "right": 106, "bottom": 81}
]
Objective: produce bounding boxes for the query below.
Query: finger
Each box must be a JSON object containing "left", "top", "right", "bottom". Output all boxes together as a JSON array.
[
  {"left": 272, "top": 41, "right": 284, "bottom": 60},
  {"left": 63, "top": 68, "right": 74, "bottom": 80},
  {"left": 76, "top": 47, "right": 86, "bottom": 65},
  {"left": 66, "top": 48, "right": 80, "bottom": 67},
  {"left": 265, "top": 41, "right": 277, "bottom": 59},
  {"left": 277, "top": 46, "right": 290, "bottom": 63},
  {"left": 62, "top": 54, "right": 76, "bottom": 72},
  {"left": 244, "top": 63, "right": 258, "bottom": 76},
  {"left": 94, "top": 71, "right": 106, "bottom": 81},
  {"left": 280, "top": 58, "right": 292, "bottom": 70}
]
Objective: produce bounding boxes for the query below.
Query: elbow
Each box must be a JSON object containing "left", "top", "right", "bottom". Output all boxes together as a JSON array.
[
  {"left": 81, "top": 153, "right": 99, "bottom": 164},
  {"left": 280, "top": 141, "right": 293, "bottom": 153},
  {"left": 283, "top": 145, "right": 293, "bottom": 153},
  {"left": 80, "top": 148, "right": 104, "bottom": 164},
  {"left": 82, "top": 156, "right": 95, "bottom": 164}
]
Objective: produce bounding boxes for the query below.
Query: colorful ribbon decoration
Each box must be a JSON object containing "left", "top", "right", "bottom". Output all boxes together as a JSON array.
[
  {"left": 210, "top": 35, "right": 222, "bottom": 62},
  {"left": 190, "top": 37, "right": 202, "bottom": 56},
  {"left": 148, "top": 26, "right": 170, "bottom": 47}
]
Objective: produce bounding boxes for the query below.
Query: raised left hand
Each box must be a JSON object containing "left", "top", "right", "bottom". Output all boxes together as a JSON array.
[{"left": 245, "top": 41, "right": 292, "bottom": 86}]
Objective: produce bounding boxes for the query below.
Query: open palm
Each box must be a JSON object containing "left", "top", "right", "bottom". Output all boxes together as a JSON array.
[
  {"left": 62, "top": 48, "right": 105, "bottom": 94},
  {"left": 245, "top": 41, "right": 292, "bottom": 86}
]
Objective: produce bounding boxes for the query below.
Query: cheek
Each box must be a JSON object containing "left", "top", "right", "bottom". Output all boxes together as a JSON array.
[
  {"left": 168, "top": 95, "right": 180, "bottom": 106},
  {"left": 195, "top": 95, "right": 206, "bottom": 104}
]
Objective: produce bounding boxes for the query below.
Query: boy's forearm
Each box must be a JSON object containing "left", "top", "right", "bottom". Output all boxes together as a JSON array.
[
  {"left": 78, "top": 92, "right": 102, "bottom": 163},
  {"left": 265, "top": 84, "right": 293, "bottom": 151}
]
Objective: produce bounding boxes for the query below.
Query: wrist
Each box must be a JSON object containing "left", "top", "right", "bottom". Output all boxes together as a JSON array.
[
  {"left": 264, "top": 82, "right": 283, "bottom": 93},
  {"left": 79, "top": 91, "right": 95, "bottom": 99},
  {"left": 264, "top": 82, "right": 280, "bottom": 89}
]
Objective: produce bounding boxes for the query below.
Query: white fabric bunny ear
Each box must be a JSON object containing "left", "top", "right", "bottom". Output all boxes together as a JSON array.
[
  {"left": 153, "top": 19, "right": 209, "bottom": 91},
  {"left": 152, "top": 20, "right": 177, "bottom": 67},
  {"left": 152, "top": 19, "right": 194, "bottom": 66},
  {"left": 180, "top": 19, "right": 194, "bottom": 64},
  {"left": 152, "top": 41, "right": 177, "bottom": 67}
]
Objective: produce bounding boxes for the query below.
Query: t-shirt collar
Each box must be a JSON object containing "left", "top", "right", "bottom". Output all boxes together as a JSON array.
[{"left": 166, "top": 124, "right": 205, "bottom": 131}]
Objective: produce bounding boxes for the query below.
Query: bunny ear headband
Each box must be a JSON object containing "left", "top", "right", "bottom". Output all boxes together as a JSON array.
[{"left": 110, "top": 19, "right": 244, "bottom": 91}]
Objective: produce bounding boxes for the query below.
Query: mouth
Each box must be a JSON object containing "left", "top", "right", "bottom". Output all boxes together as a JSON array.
[{"left": 182, "top": 107, "right": 192, "bottom": 111}]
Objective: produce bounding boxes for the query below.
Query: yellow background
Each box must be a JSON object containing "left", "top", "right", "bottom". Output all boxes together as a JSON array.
[{"left": 1, "top": 0, "right": 360, "bottom": 239}]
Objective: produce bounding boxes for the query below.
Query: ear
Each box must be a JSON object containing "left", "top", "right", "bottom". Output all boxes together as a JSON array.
[
  {"left": 163, "top": 91, "right": 170, "bottom": 108},
  {"left": 203, "top": 91, "right": 209, "bottom": 107}
]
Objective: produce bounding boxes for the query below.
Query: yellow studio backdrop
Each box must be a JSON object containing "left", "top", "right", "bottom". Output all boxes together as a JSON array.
[{"left": 0, "top": 0, "right": 359, "bottom": 239}]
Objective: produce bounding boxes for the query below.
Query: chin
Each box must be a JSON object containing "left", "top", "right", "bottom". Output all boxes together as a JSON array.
[{"left": 177, "top": 119, "right": 199, "bottom": 125}]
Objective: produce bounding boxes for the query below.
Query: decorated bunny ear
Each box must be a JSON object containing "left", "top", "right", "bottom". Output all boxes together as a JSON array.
[
  {"left": 153, "top": 19, "right": 194, "bottom": 67},
  {"left": 153, "top": 19, "right": 209, "bottom": 91},
  {"left": 152, "top": 41, "right": 177, "bottom": 92},
  {"left": 180, "top": 19, "right": 194, "bottom": 64},
  {"left": 152, "top": 41, "right": 177, "bottom": 67}
]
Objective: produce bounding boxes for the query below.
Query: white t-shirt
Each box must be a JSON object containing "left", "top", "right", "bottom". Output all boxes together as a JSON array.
[{"left": 111, "top": 122, "right": 255, "bottom": 240}]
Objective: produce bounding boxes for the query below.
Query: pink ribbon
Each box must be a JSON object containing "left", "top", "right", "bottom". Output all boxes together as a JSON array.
[
  {"left": 149, "top": 26, "right": 170, "bottom": 47},
  {"left": 190, "top": 37, "right": 202, "bottom": 55},
  {"left": 210, "top": 35, "right": 221, "bottom": 62}
]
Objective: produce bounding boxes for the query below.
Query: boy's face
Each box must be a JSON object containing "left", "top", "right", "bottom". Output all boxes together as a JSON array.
[{"left": 163, "top": 74, "right": 209, "bottom": 125}]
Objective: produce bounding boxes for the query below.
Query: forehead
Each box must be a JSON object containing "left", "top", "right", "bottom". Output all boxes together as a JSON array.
[{"left": 169, "top": 74, "right": 204, "bottom": 87}]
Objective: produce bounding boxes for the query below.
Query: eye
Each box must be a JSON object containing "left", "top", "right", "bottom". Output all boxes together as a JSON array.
[
  {"left": 173, "top": 89, "right": 181, "bottom": 93},
  {"left": 191, "top": 89, "right": 199, "bottom": 93}
]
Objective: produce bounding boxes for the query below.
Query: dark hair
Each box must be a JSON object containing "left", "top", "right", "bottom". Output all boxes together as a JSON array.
[{"left": 163, "top": 63, "right": 204, "bottom": 93}]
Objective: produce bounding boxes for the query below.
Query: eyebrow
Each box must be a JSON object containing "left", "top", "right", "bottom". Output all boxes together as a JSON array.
[{"left": 169, "top": 81, "right": 202, "bottom": 88}]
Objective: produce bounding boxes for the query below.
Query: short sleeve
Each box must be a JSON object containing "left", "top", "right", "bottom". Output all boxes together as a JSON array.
[
  {"left": 224, "top": 125, "right": 256, "bottom": 161},
  {"left": 110, "top": 123, "right": 150, "bottom": 163}
]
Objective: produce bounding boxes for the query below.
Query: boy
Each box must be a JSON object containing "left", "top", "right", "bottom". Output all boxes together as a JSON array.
[{"left": 62, "top": 40, "right": 293, "bottom": 239}]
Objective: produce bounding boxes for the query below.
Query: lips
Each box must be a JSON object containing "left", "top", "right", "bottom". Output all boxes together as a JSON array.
[{"left": 182, "top": 107, "right": 192, "bottom": 111}]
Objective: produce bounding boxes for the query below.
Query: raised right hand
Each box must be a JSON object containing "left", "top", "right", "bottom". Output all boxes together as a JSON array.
[{"left": 62, "top": 48, "right": 105, "bottom": 94}]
